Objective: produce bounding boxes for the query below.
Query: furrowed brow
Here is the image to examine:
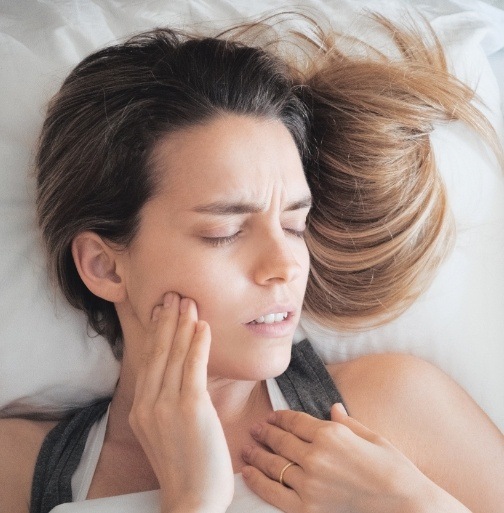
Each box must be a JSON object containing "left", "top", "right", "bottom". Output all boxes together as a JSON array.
[
  {"left": 192, "top": 195, "right": 312, "bottom": 215},
  {"left": 284, "top": 196, "right": 312, "bottom": 212},
  {"left": 192, "top": 202, "right": 263, "bottom": 215}
]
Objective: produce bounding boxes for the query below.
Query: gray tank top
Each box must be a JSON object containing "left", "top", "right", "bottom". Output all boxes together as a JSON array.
[{"left": 30, "top": 339, "right": 344, "bottom": 513}]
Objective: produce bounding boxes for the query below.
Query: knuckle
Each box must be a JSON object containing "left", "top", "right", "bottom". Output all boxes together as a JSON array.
[
  {"left": 275, "top": 431, "right": 292, "bottom": 453},
  {"left": 265, "top": 456, "right": 278, "bottom": 476},
  {"left": 289, "top": 414, "right": 304, "bottom": 432},
  {"left": 312, "top": 423, "right": 338, "bottom": 445},
  {"left": 169, "top": 344, "right": 187, "bottom": 361},
  {"left": 128, "top": 409, "right": 139, "bottom": 430},
  {"left": 129, "top": 404, "right": 151, "bottom": 434},
  {"left": 247, "top": 445, "right": 262, "bottom": 465},
  {"left": 184, "top": 352, "right": 204, "bottom": 372},
  {"left": 152, "top": 400, "right": 172, "bottom": 424},
  {"left": 302, "top": 452, "right": 320, "bottom": 475}
]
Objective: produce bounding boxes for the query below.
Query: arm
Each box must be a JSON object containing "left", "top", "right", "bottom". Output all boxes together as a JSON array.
[
  {"left": 0, "top": 418, "right": 56, "bottom": 513},
  {"left": 242, "top": 353, "right": 503, "bottom": 513},
  {"left": 331, "top": 353, "right": 504, "bottom": 513}
]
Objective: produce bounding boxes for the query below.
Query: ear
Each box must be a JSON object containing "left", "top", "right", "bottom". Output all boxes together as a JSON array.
[{"left": 71, "top": 231, "right": 127, "bottom": 303}]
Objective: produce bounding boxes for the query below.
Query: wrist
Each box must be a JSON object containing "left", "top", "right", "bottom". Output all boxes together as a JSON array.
[{"left": 404, "top": 479, "right": 472, "bottom": 513}]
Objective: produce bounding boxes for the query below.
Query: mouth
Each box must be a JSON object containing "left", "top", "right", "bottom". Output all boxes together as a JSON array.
[
  {"left": 248, "top": 312, "right": 289, "bottom": 325},
  {"left": 244, "top": 308, "right": 297, "bottom": 338}
]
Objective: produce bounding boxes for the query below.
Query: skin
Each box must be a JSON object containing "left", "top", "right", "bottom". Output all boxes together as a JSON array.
[{"left": 0, "top": 114, "right": 503, "bottom": 513}]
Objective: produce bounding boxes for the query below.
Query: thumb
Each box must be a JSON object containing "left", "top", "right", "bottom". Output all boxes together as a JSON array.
[
  {"left": 330, "top": 403, "right": 382, "bottom": 443},
  {"left": 330, "top": 402, "right": 348, "bottom": 422}
]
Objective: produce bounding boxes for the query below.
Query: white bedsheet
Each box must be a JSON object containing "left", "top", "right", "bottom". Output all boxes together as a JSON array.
[{"left": 51, "top": 478, "right": 282, "bottom": 513}]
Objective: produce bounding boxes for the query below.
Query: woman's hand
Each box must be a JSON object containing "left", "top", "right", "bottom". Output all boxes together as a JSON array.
[
  {"left": 241, "top": 404, "right": 470, "bottom": 513},
  {"left": 129, "top": 292, "right": 234, "bottom": 513}
]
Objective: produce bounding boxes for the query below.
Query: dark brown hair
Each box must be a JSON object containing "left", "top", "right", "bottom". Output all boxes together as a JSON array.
[{"left": 36, "top": 28, "right": 310, "bottom": 357}]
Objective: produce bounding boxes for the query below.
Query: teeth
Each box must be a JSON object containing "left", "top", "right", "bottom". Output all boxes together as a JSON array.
[{"left": 251, "top": 312, "right": 288, "bottom": 324}]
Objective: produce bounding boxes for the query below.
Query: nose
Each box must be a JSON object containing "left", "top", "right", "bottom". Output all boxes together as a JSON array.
[{"left": 252, "top": 230, "right": 303, "bottom": 285}]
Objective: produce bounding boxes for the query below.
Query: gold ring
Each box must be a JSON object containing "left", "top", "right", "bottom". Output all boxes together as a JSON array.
[{"left": 279, "top": 461, "right": 296, "bottom": 486}]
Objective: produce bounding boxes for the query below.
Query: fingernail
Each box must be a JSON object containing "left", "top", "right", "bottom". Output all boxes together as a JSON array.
[
  {"left": 250, "top": 423, "right": 262, "bottom": 437},
  {"left": 164, "top": 292, "right": 174, "bottom": 307},
  {"left": 334, "top": 402, "right": 348, "bottom": 416},
  {"left": 180, "top": 297, "right": 190, "bottom": 313},
  {"left": 242, "top": 444, "right": 252, "bottom": 459},
  {"left": 152, "top": 305, "right": 161, "bottom": 321}
]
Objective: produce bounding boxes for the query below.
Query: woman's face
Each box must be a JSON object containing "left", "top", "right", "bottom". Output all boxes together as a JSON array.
[{"left": 119, "top": 114, "right": 311, "bottom": 381}]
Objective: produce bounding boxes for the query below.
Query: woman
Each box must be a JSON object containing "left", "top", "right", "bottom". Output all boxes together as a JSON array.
[{"left": 0, "top": 14, "right": 503, "bottom": 513}]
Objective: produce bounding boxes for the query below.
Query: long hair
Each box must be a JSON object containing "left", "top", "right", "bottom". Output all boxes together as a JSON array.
[{"left": 298, "top": 14, "right": 502, "bottom": 328}]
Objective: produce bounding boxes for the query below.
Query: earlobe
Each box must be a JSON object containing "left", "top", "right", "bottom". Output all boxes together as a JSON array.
[{"left": 71, "top": 232, "right": 126, "bottom": 303}]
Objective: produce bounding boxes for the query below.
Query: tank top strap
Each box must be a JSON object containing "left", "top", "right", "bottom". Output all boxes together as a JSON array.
[
  {"left": 275, "top": 339, "right": 345, "bottom": 420},
  {"left": 30, "top": 398, "right": 111, "bottom": 513}
]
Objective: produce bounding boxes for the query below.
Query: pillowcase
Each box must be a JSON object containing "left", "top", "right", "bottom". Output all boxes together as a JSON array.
[{"left": 0, "top": 0, "right": 502, "bottom": 430}]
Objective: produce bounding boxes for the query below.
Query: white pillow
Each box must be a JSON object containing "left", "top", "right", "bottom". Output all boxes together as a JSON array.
[{"left": 0, "top": 0, "right": 503, "bottom": 431}]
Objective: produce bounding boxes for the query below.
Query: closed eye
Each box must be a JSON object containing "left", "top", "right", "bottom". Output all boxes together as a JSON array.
[
  {"left": 202, "top": 232, "right": 241, "bottom": 247},
  {"left": 284, "top": 227, "right": 305, "bottom": 238},
  {"left": 202, "top": 226, "right": 305, "bottom": 248}
]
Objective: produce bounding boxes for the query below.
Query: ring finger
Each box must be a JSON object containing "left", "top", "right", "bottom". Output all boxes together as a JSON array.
[
  {"left": 242, "top": 444, "right": 303, "bottom": 490},
  {"left": 162, "top": 297, "right": 199, "bottom": 393}
]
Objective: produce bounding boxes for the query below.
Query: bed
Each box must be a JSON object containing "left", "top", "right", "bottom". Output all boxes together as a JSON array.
[{"left": 0, "top": 0, "right": 503, "bottom": 511}]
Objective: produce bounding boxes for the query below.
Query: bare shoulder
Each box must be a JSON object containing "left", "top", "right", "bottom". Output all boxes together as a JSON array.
[
  {"left": 0, "top": 417, "right": 57, "bottom": 513},
  {"left": 327, "top": 353, "right": 504, "bottom": 513},
  {"left": 327, "top": 352, "right": 473, "bottom": 430},
  {"left": 327, "top": 352, "right": 503, "bottom": 451}
]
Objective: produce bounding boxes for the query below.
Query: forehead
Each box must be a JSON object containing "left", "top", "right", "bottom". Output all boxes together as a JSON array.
[{"left": 149, "top": 114, "right": 309, "bottom": 207}]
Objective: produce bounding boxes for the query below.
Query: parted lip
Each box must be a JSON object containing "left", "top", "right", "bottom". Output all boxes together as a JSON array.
[{"left": 244, "top": 303, "right": 297, "bottom": 324}]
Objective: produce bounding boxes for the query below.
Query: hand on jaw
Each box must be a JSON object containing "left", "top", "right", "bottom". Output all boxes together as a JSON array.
[
  {"left": 127, "top": 291, "right": 471, "bottom": 513},
  {"left": 128, "top": 292, "right": 234, "bottom": 513}
]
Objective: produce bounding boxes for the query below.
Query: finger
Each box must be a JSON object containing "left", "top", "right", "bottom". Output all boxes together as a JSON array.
[
  {"left": 267, "top": 409, "right": 323, "bottom": 443},
  {"left": 242, "top": 465, "right": 299, "bottom": 513},
  {"left": 135, "top": 292, "right": 180, "bottom": 400},
  {"left": 181, "top": 320, "right": 211, "bottom": 395},
  {"left": 250, "top": 421, "right": 308, "bottom": 464},
  {"left": 330, "top": 402, "right": 348, "bottom": 420},
  {"left": 330, "top": 403, "right": 381, "bottom": 443},
  {"left": 162, "top": 297, "right": 199, "bottom": 393},
  {"left": 242, "top": 444, "right": 303, "bottom": 491}
]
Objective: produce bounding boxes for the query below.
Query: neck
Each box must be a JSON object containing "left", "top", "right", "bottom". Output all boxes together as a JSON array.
[
  {"left": 207, "top": 376, "right": 267, "bottom": 424},
  {"left": 107, "top": 350, "right": 271, "bottom": 450}
]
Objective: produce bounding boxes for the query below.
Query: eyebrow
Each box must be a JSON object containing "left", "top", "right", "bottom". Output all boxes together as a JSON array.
[{"left": 191, "top": 195, "right": 312, "bottom": 215}]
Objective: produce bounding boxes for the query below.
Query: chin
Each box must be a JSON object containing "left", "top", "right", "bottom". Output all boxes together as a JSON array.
[{"left": 210, "top": 340, "right": 293, "bottom": 381}]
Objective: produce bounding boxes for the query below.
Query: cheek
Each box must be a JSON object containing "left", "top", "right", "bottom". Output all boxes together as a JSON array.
[
  {"left": 130, "top": 244, "right": 235, "bottom": 325},
  {"left": 122, "top": 239, "right": 191, "bottom": 324},
  {"left": 183, "top": 260, "right": 241, "bottom": 323},
  {"left": 293, "top": 239, "right": 311, "bottom": 288}
]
